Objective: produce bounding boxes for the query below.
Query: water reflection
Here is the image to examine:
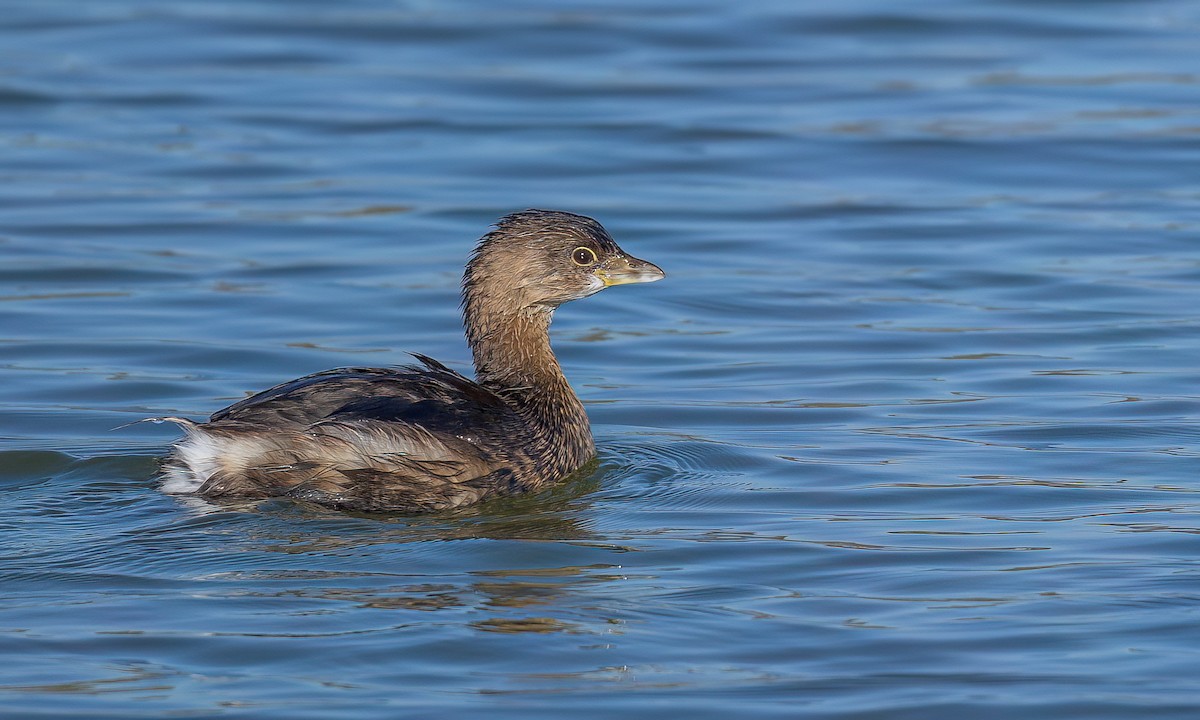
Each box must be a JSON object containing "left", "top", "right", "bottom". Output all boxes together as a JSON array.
[
  {"left": 192, "top": 561, "right": 632, "bottom": 639},
  {"left": 0, "top": 662, "right": 177, "bottom": 697}
]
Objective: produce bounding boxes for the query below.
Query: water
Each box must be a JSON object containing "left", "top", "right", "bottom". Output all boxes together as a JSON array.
[{"left": 3, "top": 0, "right": 1200, "bottom": 717}]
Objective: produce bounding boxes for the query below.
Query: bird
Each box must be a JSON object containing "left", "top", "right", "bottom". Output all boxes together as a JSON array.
[{"left": 158, "top": 209, "right": 664, "bottom": 512}]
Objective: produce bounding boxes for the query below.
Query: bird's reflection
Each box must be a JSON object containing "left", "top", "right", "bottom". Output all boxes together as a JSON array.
[{"left": 174, "top": 460, "right": 647, "bottom": 635}]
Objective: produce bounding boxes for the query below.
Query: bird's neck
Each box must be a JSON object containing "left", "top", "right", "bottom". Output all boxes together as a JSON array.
[{"left": 462, "top": 291, "right": 593, "bottom": 458}]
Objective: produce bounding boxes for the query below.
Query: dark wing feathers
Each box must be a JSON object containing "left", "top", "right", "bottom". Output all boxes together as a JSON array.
[
  {"left": 208, "top": 367, "right": 400, "bottom": 425},
  {"left": 187, "top": 358, "right": 534, "bottom": 511},
  {"left": 211, "top": 361, "right": 515, "bottom": 436}
]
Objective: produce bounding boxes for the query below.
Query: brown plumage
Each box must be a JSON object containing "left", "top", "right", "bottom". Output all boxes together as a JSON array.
[{"left": 160, "top": 210, "right": 664, "bottom": 512}]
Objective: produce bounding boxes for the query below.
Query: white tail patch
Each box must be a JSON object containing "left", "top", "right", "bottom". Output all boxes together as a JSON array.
[
  {"left": 160, "top": 423, "right": 224, "bottom": 494},
  {"left": 152, "top": 417, "right": 275, "bottom": 495}
]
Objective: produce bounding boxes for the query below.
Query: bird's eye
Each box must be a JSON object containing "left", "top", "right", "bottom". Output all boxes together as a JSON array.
[{"left": 572, "top": 246, "right": 598, "bottom": 266}]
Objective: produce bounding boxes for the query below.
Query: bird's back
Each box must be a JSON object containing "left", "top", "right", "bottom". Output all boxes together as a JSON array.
[{"left": 165, "top": 356, "right": 530, "bottom": 511}]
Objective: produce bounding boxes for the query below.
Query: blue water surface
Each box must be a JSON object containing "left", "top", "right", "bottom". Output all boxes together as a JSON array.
[{"left": 2, "top": 1, "right": 1200, "bottom": 718}]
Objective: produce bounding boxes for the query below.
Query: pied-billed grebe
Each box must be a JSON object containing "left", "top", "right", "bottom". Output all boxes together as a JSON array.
[{"left": 160, "top": 209, "right": 664, "bottom": 512}]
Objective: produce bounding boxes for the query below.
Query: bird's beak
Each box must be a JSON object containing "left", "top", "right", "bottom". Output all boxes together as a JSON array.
[{"left": 596, "top": 254, "right": 665, "bottom": 287}]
